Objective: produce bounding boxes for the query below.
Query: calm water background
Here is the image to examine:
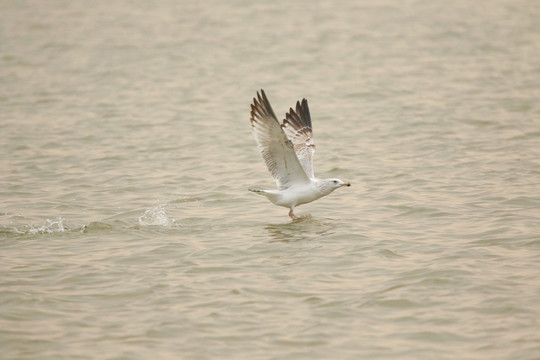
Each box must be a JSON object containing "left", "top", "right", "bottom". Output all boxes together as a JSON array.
[{"left": 1, "top": 0, "right": 540, "bottom": 359}]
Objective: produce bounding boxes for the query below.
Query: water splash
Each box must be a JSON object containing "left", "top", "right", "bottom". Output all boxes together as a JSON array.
[
  {"left": 28, "top": 217, "right": 66, "bottom": 234},
  {"left": 138, "top": 203, "right": 176, "bottom": 227}
]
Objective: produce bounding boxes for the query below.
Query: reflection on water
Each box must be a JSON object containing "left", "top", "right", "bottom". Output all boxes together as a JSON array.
[{"left": 265, "top": 217, "right": 336, "bottom": 243}]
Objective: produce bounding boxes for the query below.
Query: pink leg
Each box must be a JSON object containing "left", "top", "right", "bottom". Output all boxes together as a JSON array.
[{"left": 289, "top": 209, "right": 298, "bottom": 219}]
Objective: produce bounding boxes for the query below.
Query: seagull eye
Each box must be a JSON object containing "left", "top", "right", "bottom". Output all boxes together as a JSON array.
[{"left": 333, "top": 180, "right": 337, "bottom": 184}]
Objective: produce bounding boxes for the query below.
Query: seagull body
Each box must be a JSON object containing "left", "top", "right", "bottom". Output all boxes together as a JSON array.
[{"left": 249, "top": 90, "right": 350, "bottom": 219}]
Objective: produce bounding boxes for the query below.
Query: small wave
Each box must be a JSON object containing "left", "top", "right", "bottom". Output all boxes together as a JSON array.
[
  {"left": 138, "top": 204, "right": 176, "bottom": 227},
  {"left": 80, "top": 219, "right": 132, "bottom": 233}
]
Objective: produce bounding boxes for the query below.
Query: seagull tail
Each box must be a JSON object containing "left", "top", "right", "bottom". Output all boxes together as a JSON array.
[
  {"left": 248, "top": 188, "right": 265, "bottom": 193},
  {"left": 248, "top": 188, "right": 281, "bottom": 204}
]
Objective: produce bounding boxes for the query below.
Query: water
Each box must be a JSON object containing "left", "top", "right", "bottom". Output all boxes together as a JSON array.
[{"left": 1, "top": 0, "right": 540, "bottom": 359}]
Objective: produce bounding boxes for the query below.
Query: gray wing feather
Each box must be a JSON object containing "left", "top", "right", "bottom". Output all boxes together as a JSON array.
[
  {"left": 250, "top": 90, "right": 311, "bottom": 189},
  {"left": 281, "top": 98, "right": 316, "bottom": 179}
]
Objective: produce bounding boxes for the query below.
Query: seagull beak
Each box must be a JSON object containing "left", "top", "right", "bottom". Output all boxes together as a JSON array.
[{"left": 341, "top": 183, "right": 351, "bottom": 187}]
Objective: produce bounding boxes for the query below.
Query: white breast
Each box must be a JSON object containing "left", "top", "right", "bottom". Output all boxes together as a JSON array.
[{"left": 275, "top": 181, "right": 325, "bottom": 208}]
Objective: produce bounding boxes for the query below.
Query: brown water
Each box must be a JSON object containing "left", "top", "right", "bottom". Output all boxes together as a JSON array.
[{"left": 1, "top": 0, "right": 540, "bottom": 359}]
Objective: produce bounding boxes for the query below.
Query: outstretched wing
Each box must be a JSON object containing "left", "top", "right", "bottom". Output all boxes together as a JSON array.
[
  {"left": 250, "top": 90, "right": 311, "bottom": 189},
  {"left": 281, "top": 98, "right": 315, "bottom": 179}
]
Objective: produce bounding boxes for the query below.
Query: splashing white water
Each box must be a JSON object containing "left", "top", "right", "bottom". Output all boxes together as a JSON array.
[
  {"left": 28, "top": 217, "right": 66, "bottom": 234},
  {"left": 138, "top": 203, "right": 176, "bottom": 227}
]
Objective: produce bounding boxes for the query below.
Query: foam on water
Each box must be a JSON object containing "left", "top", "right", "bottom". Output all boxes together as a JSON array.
[
  {"left": 138, "top": 202, "right": 176, "bottom": 227},
  {"left": 27, "top": 217, "right": 66, "bottom": 234},
  {"left": 0, "top": 216, "right": 68, "bottom": 235}
]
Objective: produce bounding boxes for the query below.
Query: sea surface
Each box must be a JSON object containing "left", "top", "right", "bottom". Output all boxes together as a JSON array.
[{"left": 1, "top": 0, "right": 540, "bottom": 359}]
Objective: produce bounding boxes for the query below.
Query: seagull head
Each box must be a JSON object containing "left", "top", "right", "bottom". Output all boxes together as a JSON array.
[{"left": 318, "top": 178, "right": 351, "bottom": 195}]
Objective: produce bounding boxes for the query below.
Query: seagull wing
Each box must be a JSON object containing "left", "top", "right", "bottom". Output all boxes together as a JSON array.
[
  {"left": 281, "top": 98, "right": 315, "bottom": 179},
  {"left": 250, "top": 90, "right": 311, "bottom": 189}
]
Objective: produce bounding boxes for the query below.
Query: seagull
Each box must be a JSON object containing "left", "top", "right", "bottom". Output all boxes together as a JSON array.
[{"left": 249, "top": 89, "right": 350, "bottom": 219}]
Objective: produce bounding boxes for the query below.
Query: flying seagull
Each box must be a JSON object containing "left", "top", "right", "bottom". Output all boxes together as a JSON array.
[{"left": 249, "top": 89, "right": 350, "bottom": 219}]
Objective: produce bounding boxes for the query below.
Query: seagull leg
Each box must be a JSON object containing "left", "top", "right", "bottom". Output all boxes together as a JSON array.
[{"left": 289, "top": 208, "right": 298, "bottom": 220}]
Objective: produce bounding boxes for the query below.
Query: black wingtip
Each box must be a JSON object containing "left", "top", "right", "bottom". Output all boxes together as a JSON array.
[
  {"left": 255, "top": 89, "right": 265, "bottom": 101},
  {"left": 251, "top": 89, "right": 278, "bottom": 123},
  {"left": 260, "top": 89, "right": 270, "bottom": 105},
  {"left": 282, "top": 95, "right": 312, "bottom": 130}
]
